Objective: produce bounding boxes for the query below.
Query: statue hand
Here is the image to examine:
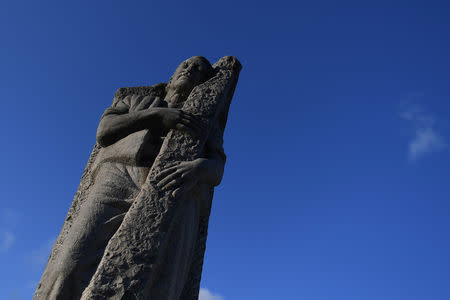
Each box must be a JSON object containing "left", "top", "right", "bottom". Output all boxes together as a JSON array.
[
  {"left": 155, "top": 159, "right": 205, "bottom": 198},
  {"left": 153, "top": 108, "right": 204, "bottom": 135}
]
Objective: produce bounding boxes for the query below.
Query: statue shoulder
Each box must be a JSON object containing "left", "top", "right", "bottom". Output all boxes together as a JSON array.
[{"left": 112, "top": 83, "right": 167, "bottom": 106}]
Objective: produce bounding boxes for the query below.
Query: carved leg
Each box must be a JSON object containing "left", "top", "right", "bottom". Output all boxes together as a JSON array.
[{"left": 37, "top": 163, "right": 148, "bottom": 300}]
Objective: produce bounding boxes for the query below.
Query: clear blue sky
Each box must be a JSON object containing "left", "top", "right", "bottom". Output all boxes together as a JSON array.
[{"left": 1, "top": 1, "right": 450, "bottom": 299}]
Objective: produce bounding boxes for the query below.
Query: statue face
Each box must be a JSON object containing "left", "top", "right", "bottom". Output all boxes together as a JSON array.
[{"left": 168, "top": 56, "right": 213, "bottom": 95}]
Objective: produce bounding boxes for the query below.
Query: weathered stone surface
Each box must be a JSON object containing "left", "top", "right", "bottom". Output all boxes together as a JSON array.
[
  {"left": 82, "top": 56, "right": 241, "bottom": 299},
  {"left": 34, "top": 56, "right": 241, "bottom": 300},
  {"left": 33, "top": 84, "right": 166, "bottom": 300}
]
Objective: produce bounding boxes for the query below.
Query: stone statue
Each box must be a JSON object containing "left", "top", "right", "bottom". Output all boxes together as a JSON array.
[{"left": 34, "top": 56, "right": 241, "bottom": 300}]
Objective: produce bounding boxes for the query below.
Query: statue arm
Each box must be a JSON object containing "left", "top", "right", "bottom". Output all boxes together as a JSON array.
[
  {"left": 198, "top": 130, "right": 226, "bottom": 186},
  {"left": 96, "top": 95, "right": 203, "bottom": 147},
  {"left": 96, "top": 110, "right": 158, "bottom": 147},
  {"left": 195, "top": 156, "right": 224, "bottom": 187},
  {"left": 155, "top": 124, "right": 226, "bottom": 197}
]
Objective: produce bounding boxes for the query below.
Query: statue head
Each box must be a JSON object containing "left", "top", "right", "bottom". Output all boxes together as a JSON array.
[{"left": 166, "top": 56, "right": 214, "bottom": 100}]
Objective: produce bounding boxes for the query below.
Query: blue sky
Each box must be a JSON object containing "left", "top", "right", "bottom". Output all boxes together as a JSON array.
[{"left": 1, "top": 0, "right": 450, "bottom": 299}]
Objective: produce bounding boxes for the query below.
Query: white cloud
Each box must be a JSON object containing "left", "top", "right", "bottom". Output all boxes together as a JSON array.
[
  {"left": 0, "top": 231, "right": 15, "bottom": 252},
  {"left": 409, "top": 127, "right": 445, "bottom": 161},
  {"left": 401, "top": 102, "right": 446, "bottom": 161},
  {"left": 0, "top": 209, "right": 20, "bottom": 252},
  {"left": 199, "top": 288, "right": 224, "bottom": 300}
]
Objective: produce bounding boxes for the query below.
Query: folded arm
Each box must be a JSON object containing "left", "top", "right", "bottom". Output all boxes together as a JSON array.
[
  {"left": 155, "top": 126, "right": 226, "bottom": 198},
  {"left": 96, "top": 96, "right": 203, "bottom": 147}
]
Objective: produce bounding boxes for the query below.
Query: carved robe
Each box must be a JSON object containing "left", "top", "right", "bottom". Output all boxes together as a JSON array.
[
  {"left": 35, "top": 84, "right": 225, "bottom": 299},
  {"left": 35, "top": 56, "right": 240, "bottom": 300}
]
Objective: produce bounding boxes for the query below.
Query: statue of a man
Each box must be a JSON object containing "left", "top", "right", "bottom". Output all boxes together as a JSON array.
[{"left": 35, "top": 56, "right": 234, "bottom": 299}]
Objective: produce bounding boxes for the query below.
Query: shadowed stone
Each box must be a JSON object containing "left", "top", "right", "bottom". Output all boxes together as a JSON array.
[{"left": 34, "top": 56, "right": 241, "bottom": 300}]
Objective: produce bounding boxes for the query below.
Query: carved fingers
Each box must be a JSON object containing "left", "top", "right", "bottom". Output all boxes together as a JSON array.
[
  {"left": 155, "top": 161, "right": 201, "bottom": 198},
  {"left": 155, "top": 165, "right": 179, "bottom": 183},
  {"left": 156, "top": 169, "right": 183, "bottom": 188},
  {"left": 176, "top": 111, "right": 205, "bottom": 135},
  {"left": 172, "top": 186, "right": 187, "bottom": 198},
  {"left": 157, "top": 108, "right": 205, "bottom": 136}
]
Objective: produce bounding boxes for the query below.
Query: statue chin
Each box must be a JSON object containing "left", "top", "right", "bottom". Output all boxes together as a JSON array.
[{"left": 173, "top": 78, "right": 195, "bottom": 92}]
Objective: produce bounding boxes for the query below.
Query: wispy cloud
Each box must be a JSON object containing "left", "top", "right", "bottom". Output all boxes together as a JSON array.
[
  {"left": 199, "top": 288, "right": 224, "bottom": 300},
  {"left": 401, "top": 102, "right": 446, "bottom": 161},
  {"left": 408, "top": 127, "right": 445, "bottom": 161},
  {"left": 0, "top": 209, "right": 20, "bottom": 252},
  {"left": 0, "top": 231, "right": 15, "bottom": 252}
]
